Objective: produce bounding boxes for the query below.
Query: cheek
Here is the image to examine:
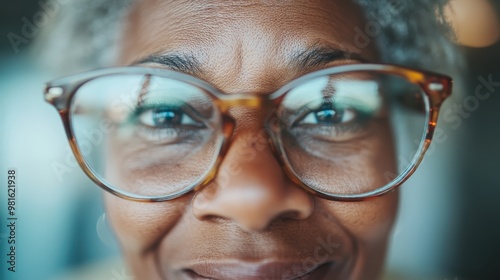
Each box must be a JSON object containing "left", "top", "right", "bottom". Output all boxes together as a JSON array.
[
  {"left": 324, "top": 136, "right": 399, "bottom": 245},
  {"left": 319, "top": 190, "right": 399, "bottom": 244},
  {"left": 104, "top": 193, "right": 190, "bottom": 253}
]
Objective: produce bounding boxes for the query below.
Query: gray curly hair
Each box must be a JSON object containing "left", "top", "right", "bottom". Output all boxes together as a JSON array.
[{"left": 37, "top": 0, "right": 463, "bottom": 77}]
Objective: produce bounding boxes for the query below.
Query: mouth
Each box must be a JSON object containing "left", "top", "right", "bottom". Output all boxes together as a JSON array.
[{"left": 181, "top": 260, "right": 334, "bottom": 280}]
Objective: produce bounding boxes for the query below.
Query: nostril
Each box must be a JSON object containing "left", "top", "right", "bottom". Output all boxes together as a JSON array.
[
  {"left": 203, "top": 215, "right": 231, "bottom": 224},
  {"left": 281, "top": 210, "right": 302, "bottom": 220}
]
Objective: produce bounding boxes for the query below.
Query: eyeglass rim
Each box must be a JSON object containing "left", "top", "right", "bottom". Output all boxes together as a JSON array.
[{"left": 44, "top": 63, "right": 453, "bottom": 202}]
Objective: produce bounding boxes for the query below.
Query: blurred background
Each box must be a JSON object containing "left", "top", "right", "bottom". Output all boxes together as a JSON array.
[{"left": 0, "top": 0, "right": 499, "bottom": 279}]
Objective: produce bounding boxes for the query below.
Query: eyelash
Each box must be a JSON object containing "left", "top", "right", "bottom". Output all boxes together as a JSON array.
[{"left": 128, "top": 103, "right": 205, "bottom": 143}]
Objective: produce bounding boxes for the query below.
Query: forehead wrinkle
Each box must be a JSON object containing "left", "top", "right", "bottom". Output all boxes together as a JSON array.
[
  {"left": 122, "top": 0, "right": 376, "bottom": 93},
  {"left": 197, "top": 24, "right": 297, "bottom": 94}
]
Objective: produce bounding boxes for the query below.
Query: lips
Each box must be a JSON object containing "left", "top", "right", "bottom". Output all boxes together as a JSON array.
[{"left": 181, "top": 260, "right": 334, "bottom": 280}]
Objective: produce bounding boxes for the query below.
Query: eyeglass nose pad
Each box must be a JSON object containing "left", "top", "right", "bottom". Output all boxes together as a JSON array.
[
  {"left": 220, "top": 110, "right": 284, "bottom": 170},
  {"left": 193, "top": 115, "right": 235, "bottom": 193},
  {"left": 263, "top": 111, "right": 315, "bottom": 196},
  {"left": 195, "top": 109, "right": 307, "bottom": 196},
  {"left": 263, "top": 111, "right": 291, "bottom": 169},
  {"left": 220, "top": 115, "right": 236, "bottom": 157}
]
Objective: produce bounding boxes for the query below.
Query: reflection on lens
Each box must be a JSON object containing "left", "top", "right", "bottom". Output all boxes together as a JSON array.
[
  {"left": 70, "top": 74, "right": 223, "bottom": 198},
  {"left": 277, "top": 71, "right": 428, "bottom": 196},
  {"left": 68, "top": 69, "right": 429, "bottom": 199}
]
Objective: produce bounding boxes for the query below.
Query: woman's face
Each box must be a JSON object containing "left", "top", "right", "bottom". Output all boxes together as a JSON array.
[{"left": 105, "top": 0, "right": 399, "bottom": 279}]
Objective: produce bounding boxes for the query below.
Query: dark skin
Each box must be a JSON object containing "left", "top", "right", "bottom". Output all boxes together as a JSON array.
[{"left": 105, "top": 0, "right": 399, "bottom": 279}]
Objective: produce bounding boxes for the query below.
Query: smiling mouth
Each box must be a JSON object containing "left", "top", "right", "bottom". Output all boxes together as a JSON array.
[{"left": 181, "top": 261, "right": 334, "bottom": 280}]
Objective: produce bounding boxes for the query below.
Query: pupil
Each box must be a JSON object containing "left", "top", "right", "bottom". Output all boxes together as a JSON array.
[
  {"left": 315, "top": 103, "right": 342, "bottom": 124},
  {"left": 153, "top": 109, "right": 181, "bottom": 126}
]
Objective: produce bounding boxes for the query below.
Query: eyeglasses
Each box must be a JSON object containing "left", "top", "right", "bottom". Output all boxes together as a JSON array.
[{"left": 44, "top": 64, "right": 452, "bottom": 202}]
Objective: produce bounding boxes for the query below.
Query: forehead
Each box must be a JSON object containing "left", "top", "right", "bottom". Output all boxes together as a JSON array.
[{"left": 120, "top": 0, "right": 375, "bottom": 92}]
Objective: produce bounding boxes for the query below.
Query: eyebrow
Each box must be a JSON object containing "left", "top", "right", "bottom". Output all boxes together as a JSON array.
[
  {"left": 133, "top": 46, "right": 369, "bottom": 75},
  {"left": 134, "top": 53, "right": 202, "bottom": 75},
  {"left": 290, "top": 46, "right": 370, "bottom": 70}
]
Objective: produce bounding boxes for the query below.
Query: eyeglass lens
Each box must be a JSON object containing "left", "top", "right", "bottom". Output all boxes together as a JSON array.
[{"left": 69, "top": 71, "right": 428, "bottom": 198}]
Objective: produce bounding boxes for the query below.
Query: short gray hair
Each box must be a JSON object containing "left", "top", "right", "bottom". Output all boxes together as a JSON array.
[
  {"left": 37, "top": 0, "right": 463, "bottom": 76},
  {"left": 37, "top": 0, "right": 133, "bottom": 73}
]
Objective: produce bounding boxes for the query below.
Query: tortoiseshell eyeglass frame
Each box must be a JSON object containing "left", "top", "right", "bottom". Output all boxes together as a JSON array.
[{"left": 44, "top": 63, "right": 452, "bottom": 202}]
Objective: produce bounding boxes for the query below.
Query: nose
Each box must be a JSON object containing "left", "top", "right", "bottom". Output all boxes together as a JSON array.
[{"left": 192, "top": 129, "right": 314, "bottom": 232}]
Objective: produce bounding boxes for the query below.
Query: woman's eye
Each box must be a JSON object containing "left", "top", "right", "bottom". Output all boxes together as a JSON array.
[
  {"left": 138, "top": 108, "right": 200, "bottom": 127},
  {"left": 298, "top": 103, "right": 356, "bottom": 125}
]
